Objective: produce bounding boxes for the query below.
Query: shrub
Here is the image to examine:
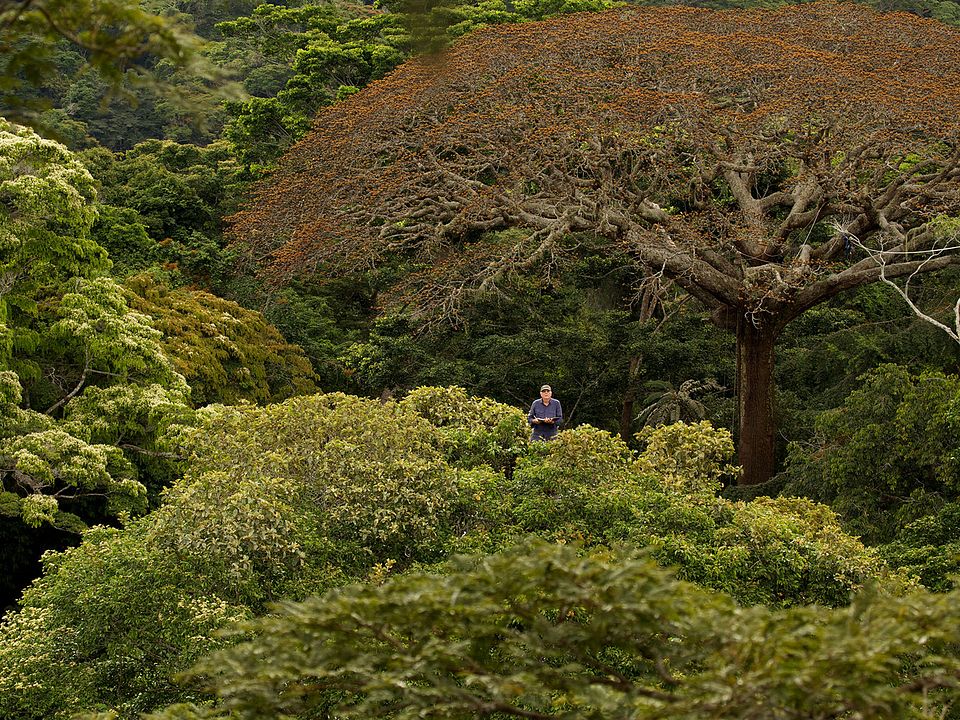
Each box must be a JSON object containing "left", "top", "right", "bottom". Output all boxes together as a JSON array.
[{"left": 398, "top": 385, "right": 527, "bottom": 470}]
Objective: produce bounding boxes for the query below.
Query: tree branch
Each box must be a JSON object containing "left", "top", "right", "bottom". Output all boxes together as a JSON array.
[
  {"left": 790, "top": 253, "right": 960, "bottom": 321},
  {"left": 45, "top": 354, "right": 91, "bottom": 415},
  {"left": 851, "top": 235, "right": 960, "bottom": 343}
]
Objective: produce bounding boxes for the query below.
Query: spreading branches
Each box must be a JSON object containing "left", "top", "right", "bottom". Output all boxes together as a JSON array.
[{"left": 230, "top": 1, "right": 960, "bottom": 327}]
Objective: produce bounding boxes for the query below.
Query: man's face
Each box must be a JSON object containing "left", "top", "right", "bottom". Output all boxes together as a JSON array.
[{"left": 540, "top": 389, "right": 552, "bottom": 402}]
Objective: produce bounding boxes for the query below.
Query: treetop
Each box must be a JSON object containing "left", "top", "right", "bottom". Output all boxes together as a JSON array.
[{"left": 230, "top": 1, "right": 960, "bottom": 328}]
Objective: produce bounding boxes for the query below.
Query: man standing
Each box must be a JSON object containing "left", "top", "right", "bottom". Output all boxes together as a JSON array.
[{"left": 528, "top": 384, "right": 563, "bottom": 442}]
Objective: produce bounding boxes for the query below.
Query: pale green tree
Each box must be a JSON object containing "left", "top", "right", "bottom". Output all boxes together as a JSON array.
[
  {"left": 0, "top": 121, "right": 191, "bottom": 530},
  {"left": 0, "top": 118, "right": 106, "bottom": 365}
]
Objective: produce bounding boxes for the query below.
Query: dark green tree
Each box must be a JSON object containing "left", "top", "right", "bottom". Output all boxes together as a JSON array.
[
  {"left": 154, "top": 542, "right": 959, "bottom": 720},
  {"left": 0, "top": 0, "right": 211, "bottom": 127},
  {"left": 780, "top": 364, "right": 960, "bottom": 544}
]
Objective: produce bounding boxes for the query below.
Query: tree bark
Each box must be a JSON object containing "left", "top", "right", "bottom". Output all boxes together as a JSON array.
[
  {"left": 619, "top": 277, "right": 664, "bottom": 440},
  {"left": 736, "top": 319, "right": 778, "bottom": 486},
  {"left": 619, "top": 355, "right": 642, "bottom": 440}
]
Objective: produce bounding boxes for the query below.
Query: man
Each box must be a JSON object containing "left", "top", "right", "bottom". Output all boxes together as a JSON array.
[{"left": 528, "top": 384, "right": 563, "bottom": 442}]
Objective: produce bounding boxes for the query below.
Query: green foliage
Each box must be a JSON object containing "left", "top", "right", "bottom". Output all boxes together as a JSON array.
[
  {"left": 636, "top": 420, "right": 739, "bottom": 496},
  {"left": 81, "top": 140, "right": 246, "bottom": 278},
  {"left": 636, "top": 379, "right": 724, "bottom": 428},
  {"left": 0, "top": 429, "right": 143, "bottom": 525},
  {"left": 0, "top": 126, "right": 192, "bottom": 533},
  {"left": 505, "top": 421, "right": 904, "bottom": 607},
  {"left": 880, "top": 501, "right": 960, "bottom": 592},
  {"left": 59, "top": 71, "right": 179, "bottom": 151},
  {"left": 0, "top": 0, "right": 211, "bottom": 129},
  {"left": 398, "top": 385, "right": 528, "bottom": 470},
  {"left": 53, "top": 276, "right": 187, "bottom": 390},
  {"left": 220, "top": 96, "right": 306, "bottom": 167},
  {"left": 0, "top": 390, "right": 915, "bottom": 718},
  {"left": 1, "top": 277, "right": 187, "bottom": 525},
  {"left": 62, "top": 382, "right": 194, "bottom": 498},
  {"left": 506, "top": 426, "right": 639, "bottom": 541},
  {"left": 216, "top": 2, "right": 398, "bottom": 167},
  {"left": 166, "top": 394, "right": 463, "bottom": 585},
  {"left": 0, "top": 369, "right": 20, "bottom": 404},
  {"left": 776, "top": 284, "right": 960, "bottom": 449},
  {"left": 429, "top": 408, "right": 907, "bottom": 607},
  {"left": 0, "top": 525, "right": 249, "bottom": 720},
  {"left": 343, "top": 270, "right": 728, "bottom": 436},
  {"left": 688, "top": 496, "right": 902, "bottom": 607},
  {"left": 780, "top": 364, "right": 960, "bottom": 544},
  {"left": 78, "top": 140, "right": 330, "bottom": 364},
  {"left": 2, "top": 391, "right": 476, "bottom": 717},
  {"left": 0, "top": 119, "right": 107, "bottom": 348},
  {"left": 89, "top": 205, "right": 158, "bottom": 276},
  {"left": 148, "top": 465, "right": 308, "bottom": 606},
  {"left": 163, "top": 542, "right": 960, "bottom": 720},
  {"left": 0, "top": 372, "right": 52, "bottom": 439},
  {"left": 0, "top": 0, "right": 247, "bottom": 149},
  {"left": 125, "top": 273, "right": 318, "bottom": 405}
]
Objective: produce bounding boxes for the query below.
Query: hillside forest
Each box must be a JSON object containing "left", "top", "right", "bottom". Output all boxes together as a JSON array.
[{"left": 5, "top": 0, "right": 960, "bottom": 718}]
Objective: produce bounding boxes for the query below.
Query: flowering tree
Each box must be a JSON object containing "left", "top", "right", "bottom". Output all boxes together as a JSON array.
[
  {"left": 231, "top": 1, "right": 960, "bottom": 484},
  {"left": 0, "top": 121, "right": 190, "bottom": 529}
]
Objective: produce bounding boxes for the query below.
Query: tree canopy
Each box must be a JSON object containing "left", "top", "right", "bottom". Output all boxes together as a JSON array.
[
  {"left": 230, "top": 1, "right": 960, "bottom": 485},
  {"left": 8, "top": 3, "right": 960, "bottom": 718},
  {"left": 0, "top": 0, "right": 213, "bottom": 129},
  {"left": 0, "top": 389, "right": 911, "bottom": 718},
  {"left": 157, "top": 541, "right": 960, "bottom": 720},
  {"left": 124, "top": 273, "right": 319, "bottom": 405}
]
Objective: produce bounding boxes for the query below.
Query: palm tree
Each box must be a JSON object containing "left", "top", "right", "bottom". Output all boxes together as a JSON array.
[{"left": 636, "top": 379, "right": 723, "bottom": 428}]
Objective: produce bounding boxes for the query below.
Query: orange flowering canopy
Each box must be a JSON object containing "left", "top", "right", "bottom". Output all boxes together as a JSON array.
[{"left": 231, "top": 1, "right": 960, "bottom": 327}]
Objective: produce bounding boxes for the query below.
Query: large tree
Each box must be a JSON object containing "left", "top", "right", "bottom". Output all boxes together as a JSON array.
[
  {"left": 230, "top": 1, "right": 960, "bottom": 484},
  {"left": 0, "top": 121, "right": 191, "bottom": 528}
]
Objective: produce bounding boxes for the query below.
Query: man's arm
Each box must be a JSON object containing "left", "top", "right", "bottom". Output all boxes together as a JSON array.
[
  {"left": 553, "top": 401, "right": 563, "bottom": 425},
  {"left": 527, "top": 402, "right": 540, "bottom": 426}
]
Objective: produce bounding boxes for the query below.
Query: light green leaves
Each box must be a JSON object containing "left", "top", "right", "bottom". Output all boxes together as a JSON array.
[
  {"left": 0, "top": 125, "right": 192, "bottom": 529},
  {"left": 636, "top": 420, "right": 739, "bottom": 497},
  {"left": 53, "top": 276, "right": 188, "bottom": 391},
  {"left": 0, "top": 121, "right": 107, "bottom": 356},
  {"left": 0, "top": 429, "right": 144, "bottom": 525},
  {"left": 20, "top": 494, "right": 58, "bottom": 528}
]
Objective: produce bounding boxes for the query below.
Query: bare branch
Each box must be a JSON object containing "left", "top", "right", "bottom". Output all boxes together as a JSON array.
[
  {"left": 44, "top": 353, "right": 91, "bottom": 416},
  {"left": 848, "top": 229, "right": 960, "bottom": 343}
]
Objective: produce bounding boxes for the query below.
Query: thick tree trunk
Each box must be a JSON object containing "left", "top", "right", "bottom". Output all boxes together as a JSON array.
[{"left": 736, "top": 320, "right": 778, "bottom": 486}]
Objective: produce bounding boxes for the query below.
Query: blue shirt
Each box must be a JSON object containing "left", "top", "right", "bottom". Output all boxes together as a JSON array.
[{"left": 528, "top": 398, "right": 563, "bottom": 440}]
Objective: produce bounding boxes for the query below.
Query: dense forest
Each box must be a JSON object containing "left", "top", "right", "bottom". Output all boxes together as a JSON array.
[{"left": 4, "top": 0, "right": 960, "bottom": 717}]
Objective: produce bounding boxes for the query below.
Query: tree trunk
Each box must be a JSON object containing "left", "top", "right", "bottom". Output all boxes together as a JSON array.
[
  {"left": 619, "top": 356, "right": 642, "bottom": 440},
  {"left": 619, "top": 276, "right": 664, "bottom": 440},
  {"left": 736, "top": 319, "right": 778, "bottom": 486}
]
